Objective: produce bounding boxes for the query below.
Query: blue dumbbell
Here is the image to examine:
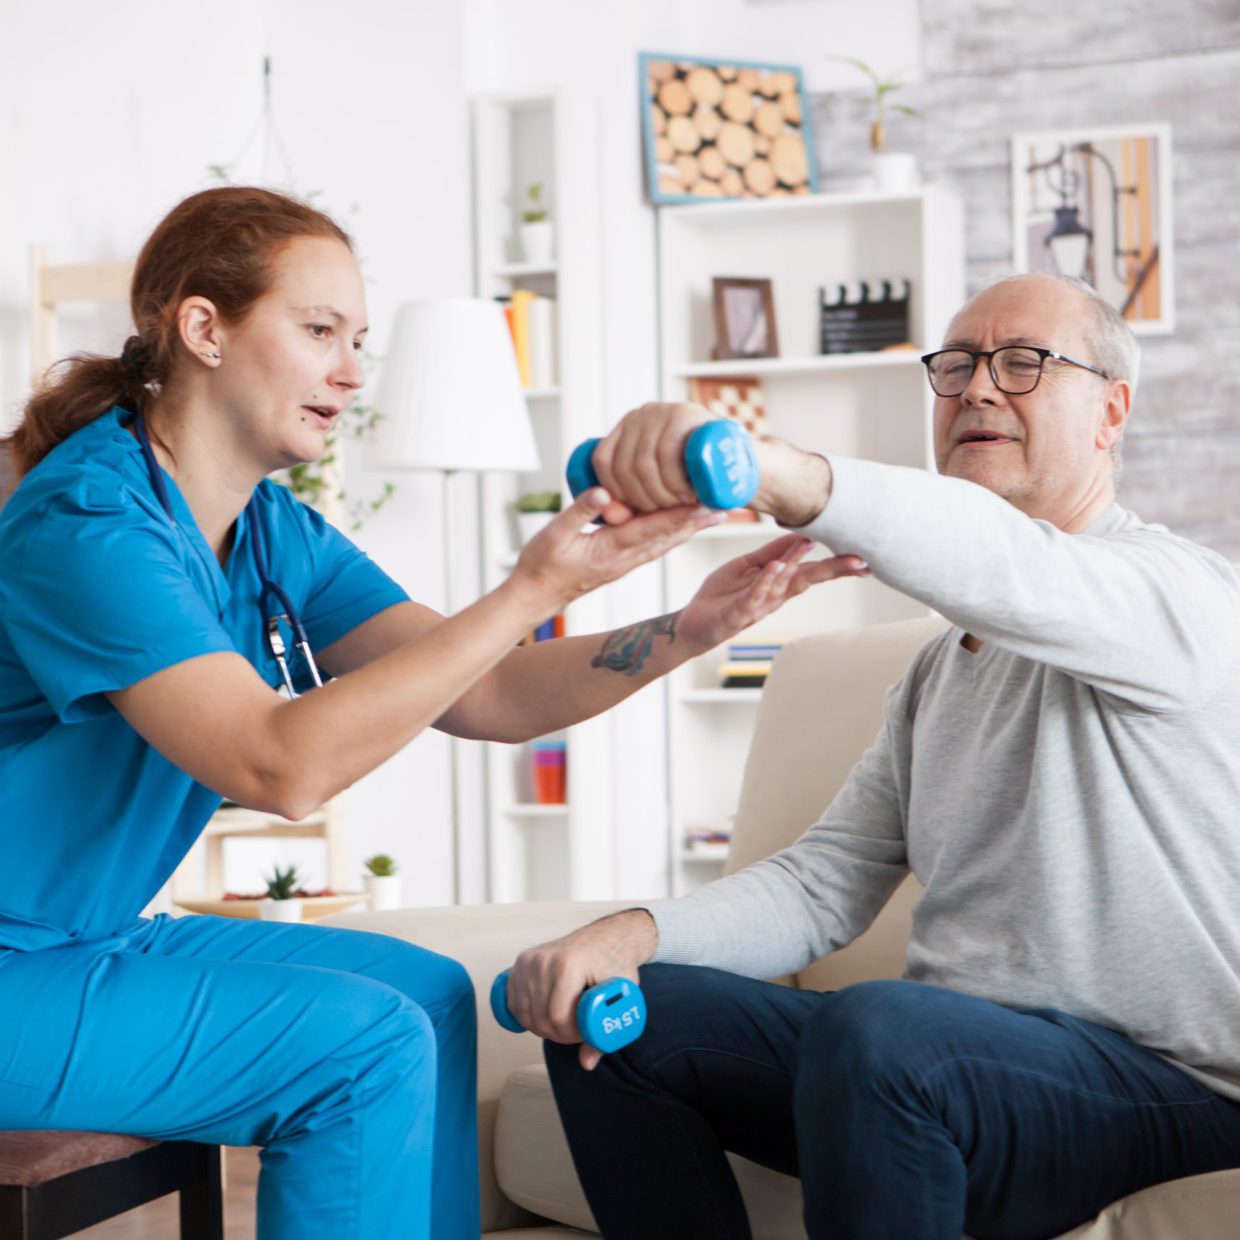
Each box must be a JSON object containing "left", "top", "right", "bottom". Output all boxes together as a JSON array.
[
  {"left": 490, "top": 968, "right": 647, "bottom": 1055},
  {"left": 566, "top": 419, "right": 760, "bottom": 510}
]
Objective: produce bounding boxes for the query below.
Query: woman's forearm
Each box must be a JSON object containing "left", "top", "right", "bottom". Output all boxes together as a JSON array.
[
  {"left": 269, "top": 574, "right": 557, "bottom": 816},
  {"left": 445, "top": 611, "right": 695, "bottom": 743}
]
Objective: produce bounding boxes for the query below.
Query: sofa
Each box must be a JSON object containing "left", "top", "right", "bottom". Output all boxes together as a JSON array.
[{"left": 324, "top": 615, "right": 1240, "bottom": 1237}]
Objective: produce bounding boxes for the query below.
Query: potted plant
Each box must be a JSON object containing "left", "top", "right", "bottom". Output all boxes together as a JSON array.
[
  {"left": 514, "top": 490, "right": 562, "bottom": 545},
  {"left": 259, "top": 864, "right": 304, "bottom": 922},
  {"left": 518, "top": 182, "right": 554, "bottom": 265},
  {"left": 838, "top": 57, "right": 920, "bottom": 192},
  {"left": 363, "top": 854, "right": 402, "bottom": 911}
]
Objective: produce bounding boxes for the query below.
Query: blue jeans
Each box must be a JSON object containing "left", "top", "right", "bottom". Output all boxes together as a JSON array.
[
  {"left": 0, "top": 913, "right": 478, "bottom": 1239},
  {"left": 544, "top": 965, "right": 1240, "bottom": 1239}
]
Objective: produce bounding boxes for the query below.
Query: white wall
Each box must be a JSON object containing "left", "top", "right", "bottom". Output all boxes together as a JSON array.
[
  {"left": 1, "top": 0, "right": 474, "bottom": 904},
  {"left": 463, "top": 0, "right": 921, "bottom": 897}
]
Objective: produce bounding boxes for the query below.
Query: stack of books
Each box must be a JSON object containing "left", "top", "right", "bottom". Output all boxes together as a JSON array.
[
  {"left": 818, "top": 278, "right": 912, "bottom": 354},
  {"left": 497, "top": 290, "right": 558, "bottom": 389},
  {"left": 718, "top": 639, "right": 783, "bottom": 689}
]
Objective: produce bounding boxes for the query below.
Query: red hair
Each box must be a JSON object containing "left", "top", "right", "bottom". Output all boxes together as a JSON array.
[{"left": 5, "top": 186, "right": 352, "bottom": 476}]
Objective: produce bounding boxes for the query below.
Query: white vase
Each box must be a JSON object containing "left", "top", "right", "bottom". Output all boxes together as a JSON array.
[
  {"left": 259, "top": 897, "right": 303, "bottom": 923},
  {"left": 364, "top": 873, "right": 402, "bottom": 911},
  {"left": 873, "top": 151, "right": 919, "bottom": 193},
  {"left": 519, "top": 220, "right": 555, "bottom": 265},
  {"left": 516, "top": 511, "right": 556, "bottom": 544}
]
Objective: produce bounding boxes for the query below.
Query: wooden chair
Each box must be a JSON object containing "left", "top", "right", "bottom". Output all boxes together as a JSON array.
[{"left": 0, "top": 1132, "right": 222, "bottom": 1239}]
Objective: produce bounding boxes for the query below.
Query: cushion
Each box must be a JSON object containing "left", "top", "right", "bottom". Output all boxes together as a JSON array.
[{"left": 0, "top": 1130, "right": 158, "bottom": 1187}]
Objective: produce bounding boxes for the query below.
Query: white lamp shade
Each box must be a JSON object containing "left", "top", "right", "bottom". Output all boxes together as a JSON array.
[{"left": 369, "top": 299, "right": 540, "bottom": 473}]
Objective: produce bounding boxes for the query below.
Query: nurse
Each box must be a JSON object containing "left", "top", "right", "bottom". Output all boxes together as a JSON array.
[{"left": 0, "top": 185, "right": 865, "bottom": 1239}]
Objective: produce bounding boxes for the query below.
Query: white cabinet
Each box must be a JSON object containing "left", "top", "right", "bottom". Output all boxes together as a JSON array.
[
  {"left": 472, "top": 90, "right": 616, "bottom": 903},
  {"left": 658, "top": 189, "right": 964, "bottom": 892}
]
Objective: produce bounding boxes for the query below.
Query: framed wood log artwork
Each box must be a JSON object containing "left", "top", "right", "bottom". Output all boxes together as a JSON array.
[{"left": 639, "top": 53, "right": 818, "bottom": 204}]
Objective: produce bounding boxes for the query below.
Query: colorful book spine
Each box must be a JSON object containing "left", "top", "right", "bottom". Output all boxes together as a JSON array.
[{"left": 510, "top": 288, "right": 536, "bottom": 388}]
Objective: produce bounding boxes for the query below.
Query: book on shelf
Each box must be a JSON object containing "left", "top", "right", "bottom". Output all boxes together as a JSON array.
[
  {"left": 496, "top": 290, "right": 558, "bottom": 389},
  {"left": 521, "top": 613, "right": 566, "bottom": 645},
  {"left": 718, "top": 639, "right": 784, "bottom": 688},
  {"left": 684, "top": 823, "right": 733, "bottom": 848}
]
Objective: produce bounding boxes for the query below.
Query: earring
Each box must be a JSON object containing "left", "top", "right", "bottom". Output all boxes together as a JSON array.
[{"left": 200, "top": 350, "right": 221, "bottom": 360}]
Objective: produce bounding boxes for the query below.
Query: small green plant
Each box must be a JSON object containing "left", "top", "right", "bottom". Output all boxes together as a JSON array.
[
  {"left": 521, "top": 182, "right": 548, "bottom": 224},
  {"left": 515, "top": 490, "right": 562, "bottom": 514},
  {"left": 364, "top": 853, "right": 399, "bottom": 877},
  {"left": 836, "top": 57, "right": 919, "bottom": 153},
  {"left": 264, "top": 864, "right": 302, "bottom": 900}
]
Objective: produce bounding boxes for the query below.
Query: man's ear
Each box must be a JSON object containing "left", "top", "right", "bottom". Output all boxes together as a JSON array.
[
  {"left": 1096, "top": 379, "right": 1132, "bottom": 453},
  {"left": 175, "top": 296, "right": 223, "bottom": 366}
]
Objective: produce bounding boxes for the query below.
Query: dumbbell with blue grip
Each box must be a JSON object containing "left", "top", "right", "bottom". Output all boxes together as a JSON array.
[
  {"left": 490, "top": 968, "right": 647, "bottom": 1054},
  {"left": 566, "top": 418, "right": 760, "bottom": 511}
]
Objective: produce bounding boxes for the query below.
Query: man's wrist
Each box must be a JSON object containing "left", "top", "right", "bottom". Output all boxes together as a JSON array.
[
  {"left": 603, "top": 907, "right": 659, "bottom": 963},
  {"left": 751, "top": 437, "right": 833, "bottom": 528}
]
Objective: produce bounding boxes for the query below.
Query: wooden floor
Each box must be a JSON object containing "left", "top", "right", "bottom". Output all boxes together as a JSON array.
[{"left": 76, "top": 1147, "right": 260, "bottom": 1239}]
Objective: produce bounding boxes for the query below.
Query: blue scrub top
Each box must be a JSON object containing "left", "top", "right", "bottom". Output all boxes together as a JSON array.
[{"left": 0, "top": 406, "right": 410, "bottom": 952}]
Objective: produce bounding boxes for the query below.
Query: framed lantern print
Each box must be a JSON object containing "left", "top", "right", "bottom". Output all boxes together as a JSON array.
[{"left": 1011, "top": 123, "right": 1174, "bottom": 334}]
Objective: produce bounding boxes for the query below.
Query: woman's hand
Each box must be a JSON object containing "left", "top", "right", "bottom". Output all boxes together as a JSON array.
[
  {"left": 675, "top": 534, "right": 869, "bottom": 655},
  {"left": 511, "top": 487, "right": 724, "bottom": 613}
]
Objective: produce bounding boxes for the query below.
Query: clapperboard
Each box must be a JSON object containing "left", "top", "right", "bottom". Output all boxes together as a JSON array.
[{"left": 818, "top": 278, "right": 911, "bottom": 354}]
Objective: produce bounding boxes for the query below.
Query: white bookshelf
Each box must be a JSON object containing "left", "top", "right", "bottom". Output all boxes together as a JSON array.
[
  {"left": 659, "top": 188, "right": 964, "bottom": 893},
  {"left": 472, "top": 90, "right": 615, "bottom": 903}
]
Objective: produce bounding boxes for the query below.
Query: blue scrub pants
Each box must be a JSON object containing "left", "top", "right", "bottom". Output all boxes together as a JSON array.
[
  {"left": 545, "top": 965, "right": 1240, "bottom": 1239},
  {"left": 0, "top": 913, "right": 478, "bottom": 1239}
]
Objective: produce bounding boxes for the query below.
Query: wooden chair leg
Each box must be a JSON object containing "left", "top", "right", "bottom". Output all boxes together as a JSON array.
[
  {"left": 0, "top": 1185, "right": 31, "bottom": 1239},
  {"left": 179, "top": 1145, "right": 224, "bottom": 1240}
]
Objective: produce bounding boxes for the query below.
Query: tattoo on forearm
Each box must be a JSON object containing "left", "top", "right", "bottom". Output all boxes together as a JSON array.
[{"left": 591, "top": 613, "right": 678, "bottom": 677}]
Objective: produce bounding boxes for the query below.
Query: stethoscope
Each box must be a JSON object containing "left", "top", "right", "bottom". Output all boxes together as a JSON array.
[{"left": 131, "top": 412, "right": 323, "bottom": 699}]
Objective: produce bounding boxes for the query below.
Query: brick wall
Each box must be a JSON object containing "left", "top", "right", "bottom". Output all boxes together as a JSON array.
[{"left": 808, "top": 0, "right": 1240, "bottom": 556}]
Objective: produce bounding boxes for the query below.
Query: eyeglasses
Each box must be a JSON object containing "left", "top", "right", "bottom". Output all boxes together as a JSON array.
[{"left": 920, "top": 346, "right": 1110, "bottom": 398}]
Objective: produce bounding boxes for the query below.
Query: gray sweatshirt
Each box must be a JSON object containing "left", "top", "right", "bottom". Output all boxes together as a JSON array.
[{"left": 648, "top": 456, "right": 1240, "bottom": 1101}]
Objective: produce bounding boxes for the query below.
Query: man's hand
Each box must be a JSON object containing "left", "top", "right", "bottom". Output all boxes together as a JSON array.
[
  {"left": 589, "top": 402, "right": 834, "bottom": 528},
  {"left": 506, "top": 909, "right": 659, "bottom": 1071},
  {"left": 676, "top": 534, "right": 869, "bottom": 655}
]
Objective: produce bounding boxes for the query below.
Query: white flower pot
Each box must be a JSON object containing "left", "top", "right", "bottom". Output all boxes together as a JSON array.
[
  {"left": 516, "top": 511, "right": 556, "bottom": 544},
  {"left": 259, "top": 897, "right": 303, "bottom": 923},
  {"left": 364, "top": 874, "right": 402, "bottom": 912},
  {"left": 873, "top": 151, "right": 919, "bottom": 193},
  {"left": 519, "top": 221, "right": 555, "bottom": 265}
]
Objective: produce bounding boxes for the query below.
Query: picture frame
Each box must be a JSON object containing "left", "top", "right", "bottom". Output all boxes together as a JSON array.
[
  {"left": 712, "top": 277, "right": 779, "bottom": 360},
  {"left": 1010, "top": 122, "right": 1174, "bottom": 334},
  {"left": 639, "top": 52, "right": 818, "bottom": 205}
]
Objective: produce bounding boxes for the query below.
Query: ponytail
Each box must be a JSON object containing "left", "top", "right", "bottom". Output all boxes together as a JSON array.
[
  {"left": 3, "top": 185, "right": 351, "bottom": 479},
  {"left": 5, "top": 340, "right": 153, "bottom": 477}
]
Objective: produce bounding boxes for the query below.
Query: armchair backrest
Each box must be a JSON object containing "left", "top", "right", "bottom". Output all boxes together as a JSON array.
[{"left": 727, "top": 615, "right": 947, "bottom": 991}]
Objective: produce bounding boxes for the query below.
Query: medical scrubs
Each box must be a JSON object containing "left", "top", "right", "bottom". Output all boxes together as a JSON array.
[{"left": 0, "top": 407, "right": 478, "bottom": 1239}]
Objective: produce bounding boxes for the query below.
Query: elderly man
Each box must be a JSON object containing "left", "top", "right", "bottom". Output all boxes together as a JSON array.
[{"left": 505, "top": 273, "right": 1240, "bottom": 1239}]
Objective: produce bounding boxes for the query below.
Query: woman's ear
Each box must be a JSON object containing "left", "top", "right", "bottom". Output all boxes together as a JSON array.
[{"left": 175, "top": 296, "right": 223, "bottom": 367}]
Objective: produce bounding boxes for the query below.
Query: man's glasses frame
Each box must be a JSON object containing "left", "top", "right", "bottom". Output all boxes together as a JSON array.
[{"left": 920, "top": 346, "right": 1111, "bottom": 398}]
